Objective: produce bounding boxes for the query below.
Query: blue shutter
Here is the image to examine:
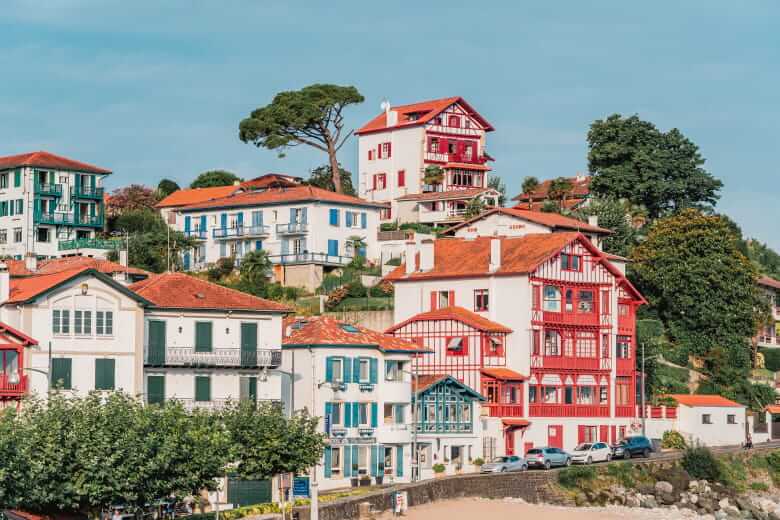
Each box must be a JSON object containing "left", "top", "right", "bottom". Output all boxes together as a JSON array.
[
  {"left": 343, "top": 444, "right": 352, "bottom": 477},
  {"left": 325, "top": 357, "right": 334, "bottom": 382},
  {"left": 183, "top": 252, "right": 190, "bottom": 270},
  {"left": 301, "top": 207, "right": 308, "bottom": 224},
  {"left": 200, "top": 215, "right": 207, "bottom": 233},
  {"left": 281, "top": 239, "right": 289, "bottom": 255},
  {"left": 344, "top": 402, "right": 352, "bottom": 428},
  {"left": 220, "top": 213, "right": 227, "bottom": 230},
  {"left": 329, "top": 208, "right": 338, "bottom": 226},
  {"left": 352, "top": 446, "right": 359, "bottom": 474},
  {"left": 396, "top": 446, "right": 404, "bottom": 477},
  {"left": 395, "top": 404, "right": 404, "bottom": 424},
  {"left": 325, "top": 402, "right": 332, "bottom": 434},
  {"left": 343, "top": 356, "right": 352, "bottom": 383},
  {"left": 359, "top": 246, "right": 367, "bottom": 258},
  {"left": 184, "top": 216, "right": 191, "bottom": 233},
  {"left": 324, "top": 447, "right": 332, "bottom": 478},
  {"left": 346, "top": 212, "right": 353, "bottom": 227},
  {"left": 289, "top": 208, "right": 296, "bottom": 223},
  {"left": 352, "top": 402, "right": 359, "bottom": 426},
  {"left": 371, "top": 445, "right": 379, "bottom": 477},
  {"left": 371, "top": 402, "right": 378, "bottom": 427},
  {"left": 328, "top": 239, "right": 338, "bottom": 257},
  {"left": 255, "top": 240, "right": 262, "bottom": 251},
  {"left": 369, "top": 358, "right": 378, "bottom": 384},
  {"left": 237, "top": 212, "right": 244, "bottom": 228},
  {"left": 352, "top": 358, "right": 361, "bottom": 384},
  {"left": 361, "top": 212, "right": 367, "bottom": 229},
  {"left": 220, "top": 242, "right": 227, "bottom": 258}
]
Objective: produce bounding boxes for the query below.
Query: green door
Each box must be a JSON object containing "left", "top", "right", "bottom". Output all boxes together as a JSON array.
[
  {"left": 147, "top": 375, "right": 165, "bottom": 405},
  {"left": 240, "top": 322, "right": 258, "bottom": 366},
  {"left": 227, "top": 478, "right": 271, "bottom": 507},
  {"left": 148, "top": 320, "right": 166, "bottom": 365}
]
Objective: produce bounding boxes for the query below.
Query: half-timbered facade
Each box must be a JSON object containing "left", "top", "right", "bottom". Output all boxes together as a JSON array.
[
  {"left": 757, "top": 276, "right": 780, "bottom": 348},
  {"left": 385, "top": 232, "right": 645, "bottom": 454},
  {"left": 0, "top": 315, "right": 38, "bottom": 409},
  {"left": 356, "top": 97, "right": 500, "bottom": 226}
]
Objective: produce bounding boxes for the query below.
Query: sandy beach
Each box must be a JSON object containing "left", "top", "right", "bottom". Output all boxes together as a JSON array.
[{"left": 377, "top": 497, "right": 702, "bottom": 519}]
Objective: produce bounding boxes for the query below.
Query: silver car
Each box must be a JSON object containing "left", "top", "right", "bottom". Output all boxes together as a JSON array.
[{"left": 480, "top": 455, "right": 528, "bottom": 473}]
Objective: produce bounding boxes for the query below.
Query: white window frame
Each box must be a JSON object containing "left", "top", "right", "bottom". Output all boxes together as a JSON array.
[
  {"left": 383, "top": 446, "right": 394, "bottom": 475},
  {"left": 358, "top": 358, "right": 370, "bottom": 383},
  {"left": 385, "top": 360, "right": 403, "bottom": 382},
  {"left": 330, "top": 402, "right": 343, "bottom": 426},
  {"left": 357, "top": 446, "right": 369, "bottom": 475},
  {"left": 357, "top": 402, "right": 369, "bottom": 427},
  {"left": 331, "top": 446, "right": 341, "bottom": 474},
  {"left": 332, "top": 358, "right": 344, "bottom": 383}
]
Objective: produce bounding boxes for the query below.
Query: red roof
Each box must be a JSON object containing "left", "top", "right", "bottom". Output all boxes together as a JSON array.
[
  {"left": 443, "top": 207, "right": 612, "bottom": 235},
  {"left": 240, "top": 173, "right": 302, "bottom": 190},
  {"left": 177, "top": 185, "right": 383, "bottom": 211},
  {"left": 415, "top": 374, "right": 450, "bottom": 393},
  {"left": 515, "top": 199, "right": 586, "bottom": 211},
  {"left": 129, "top": 272, "right": 290, "bottom": 312},
  {"left": 444, "top": 162, "right": 491, "bottom": 171},
  {"left": 386, "top": 306, "right": 512, "bottom": 334},
  {"left": 480, "top": 367, "right": 527, "bottom": 381},
  {"left": 766, "top": 405, "right": 780, "bottom": 414},
  {"left": 0, "top": 322, "right": 38, "bottom": 346},
  {"left": 156, "top": 185, "right": 239, "bottom": 208},
  {"left": 512, "top": 175, "right": 591, "bottom": 202},
  {"left": 758, "top": 276, "right": 780, "bottom": 290},
  {"left": 5, "top": 257, "right": 148, "bottom": 278},
  {"left": 283, "top": 316, "right": 426, "bottom": 352},
  {"left": 356, "top": 97, "right": 494, "bottom": 135},
  {"left": 0, "top": 151, "right": 111, "bottom": 174},
  {"left": 396, "top": 188, "right": 493, "bottom": 203},
  {"left": 665, "top": 394, "right": 743, "bottom": 408},
  {"left": 7, "top": 267, "right": 97, "bottom": 304}
]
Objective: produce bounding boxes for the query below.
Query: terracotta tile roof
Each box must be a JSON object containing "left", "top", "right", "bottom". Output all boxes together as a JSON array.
[
  {"left": 414, "top": 374, "right": 484, "bottom": 400},
  {"left": 0, "top": 151, "right": 111, "bottom": 174},
  {"left": 156, "top": 185, "right": 239, "bottom": 208},
  {"left": 386, "top": 306, "right": 513, "bottom": 334},
  {"left": 129, "top": 272, "right": 290, "bottom": 312},
  {"left": 240, "top": 173, "right": 302, "bottom": 190},
  {"left": 5, "top": 257, "right": 149, "bottom": 278},
  {"left": 514, "top": 199, "right": 587, "bottom": 211},
  {"left": 283, "top": 316, "right": 426, "bottom": 352},
  {"left": 7, "top": 267, "right": 95, "bottom": 304},
  {"left": 512, "top": 175, "right": 591, "bottom": 202},
  {"left": 480, "top": 367, "right": 527, "bottom": 381},
  {"left": 177, "top": 185, "right": 383, "bottom": 212},
  {"left": 396, "top": 188, "right": 493, "bottom": 203},
  {"left": 665, "top": 394, "right": 743, "bottom": 407},
  {"left": 356, "top": 96, "right": 494, "bottom": 135},
  {"left": 443, "top": 207, "right": 612, "bottom": 236},
  {"left": 758, "top": 276, "right": 780, "bottom": 290},
  {"left": 766, "top": 405, "right": 780, "bottom": 414}
]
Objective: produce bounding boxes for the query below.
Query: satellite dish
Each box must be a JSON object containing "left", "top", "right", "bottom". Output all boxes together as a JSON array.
[{"left": 380, "top": 99, "right": 390, "bottom": 112}]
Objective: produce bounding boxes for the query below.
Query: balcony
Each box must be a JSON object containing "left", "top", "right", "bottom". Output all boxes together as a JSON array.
[
  {"left": 415, "top": 421, "right": 473, "bottom": 434},
  {"left": 482, "top": 403, "right": 524, "bottom": 418},
  {"left": 268, "top": 252, "right": 353, "bottom": 266},
  {"left": 34, "top": 183, "right": 63, "bottom": 197},
  {"left": 58, "top": 238, "right": 122, "bottom": 251},
  {"left": 213, "top": 225, "right": 270, "bottom": 239},
  {"left": 146, "top": 397, "right": 279, "bottom": 411},
  {"left": 424, "top": 152, "right": 488, "bottom": 165},
  {"left": 637, "top": 405, "right": 678, "bottom": 419},
  {"left": 72, "top": 185, "right": 105, "bottom": 200},
  {"left": 0, "top": 373, "right": 27, "bottom": 398},
  {"left": 529, "top": 403, "right": 610, "bottom": 418},
  {"left": 616, "top": 357, "right": 634, "bottom": 374},
  {"left": 539, "top": 310, "right": 600, "bottom": 327},
  {"left": 184, "top": 229, "right": 208, "bottom": 240},
  {"left": 74, "top": 213, "right": 104, "bottom": 228},
  {"left": 531, "top": 355, "right": 610, "bottom": 371},
  {"left": 615, "top": 405, "right": 636, "bottom": 418},
  {"left": 275, "top": 223, "right": 308, "bottom": 234},
  {"left": 144, "top": 347, "right": 282, "bottom": 368},
  {"left": 35, "top": 211, "right": 74, "bottom": 226}
]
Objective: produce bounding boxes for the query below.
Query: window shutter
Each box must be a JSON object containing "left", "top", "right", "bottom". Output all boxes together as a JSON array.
[
  {"left": 301, "top": 208, "right": 308, "bottom": 224},
  {"left": 51, "top": 358, "right": 72, "bottom": 390},
  {"left": 398, "top": 170, "right": 405, "bottom": 187},
  {"left": 448, "top": 291, "right": 455, "bottom": 307},
  {"left": 396, "top": 446, "right": 404, "bottom": 477},
  {"left": 377, "top": 144, "right": 382, "bottom": 158},
  {"left": 368, "top": 149, "right": 373, "bottom": 160},
  {"left": 372, "top": 175, "right": 377, "bottom": 190},
  {"left": 183, "top": 253, "right": 190, "bottom": 271},
  {"left": 387, "top": 142, "right": 392, "bottom": 158},
  {"left": 343, "top": 444, "right": 352, "bottom": 477},
  {"left": 95, "top": 359, "right": 115, "bottom": 390},
  {"left": 281, "top": 239, "right": 289, "bottom": 255},
  {"left": 577, "top": 425, "right": 585, "bottom": 444},
  {"left": 344, "top": 402, "right": 352, "bottom": 427},
  {"left": 324, "top": 447, "right": 332, "bottom": 478},
  {"left": 369, "top": 358, "right": 377, "bottom": 384},
  {"left": 328, "top": 239, "right": 338, "bottom": 257},
  {"left": 200, "top": 215, "right": 207, "bottom": 232},
  {"left": 147, "top": 375, "right": 165, "bottom": 404},
  {"left": 360, "top": 212, "right": 367, "bottom": 229},
  {"left": 346, "top": 212, "right": 353, "bottom": 227},
  {"left": 430, "top": 292, "right": 438, "bottom": 311},
  {"left": 325, "top": 402, "right": 332, "bottom": 425},
  {"left": 329, "top": 209, "right": 338, "bottom": 226},
  {"left": 325, "top": 357, "right": 334, "bottom": 383},
  {"left": 440, "top": 138, "right": 448, "bottom": 154},
  {"left": 195, "top": 322, "right": 213, "bottom": 352},
  {"left": 395, "top": 404, "right": 404, "bottom": 424},
  {"left": 352, "top": 401, "right": 359, "bottom": 426},
  {"left": 352, "top": 358, "right": 361, "bottom": 383},
  {"left": 184, "top": 216, "right": 191, "bottom": 233},
  {"left": 352, "top": 446, "right": 359, "bottom": 473},
  {"left": 220, "top": 213, "right": 227, "bottom": 230},
  {"left": 371, "top": 402, "right": 378, "bottom": 427},
  {"left": 370, "top": 445, "right": 379, "bottom": 477},
  {"left": 195, "top": 376, "right": 211, "bottom": 402},
  {"left": 342, "top": 356, "right": 352, "bottom": 383}
]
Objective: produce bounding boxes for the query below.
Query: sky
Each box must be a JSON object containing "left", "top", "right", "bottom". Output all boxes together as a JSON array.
[{"left": 1, "top": 1, "right": 778, "bottom": 248}]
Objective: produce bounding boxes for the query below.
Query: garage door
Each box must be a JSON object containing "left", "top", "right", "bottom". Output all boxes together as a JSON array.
[{"left": 227, "top": 478, "right": 272, "bottom": 507}]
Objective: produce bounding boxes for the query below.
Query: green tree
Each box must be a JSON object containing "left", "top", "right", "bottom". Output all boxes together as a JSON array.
[
  {"left": 239, "top": 84, "right": 364, "bottom": 194},
  {"left": 746, "top": 239, "right": 780, "bottom": 279},
  {"left": 630, "top": 209, "right": 769, "bottom": 372},
  {"left": 575, "top": 198, "right": 637, "bottom": 257},
  {"left": 108, "top": 212, "right": 195, "bottom": 273},
  {"left": 157, "top": 178, "right": 180, "bottom": 198},
  {"left": 463, "top": 197, "right": 486, "bottom": 219},
  {"left": 487, "top": 175, "right": 506, "bottom": 206},
  {"left": 423, "top": 165, "right": 444, "bottom": 186},
  {"left": 588, "top": 114, "right": 723, "bottom": 218},
  {"left": 520, "top": 176, "right": 540, "bottom": 209},
  {"left": 111, "top": 208, "right": 167, "bottom": 234},
  {"left": 190, "top": 170, "right": 241, "bottom": 189},
  {"left": 106, "top": 185, "right": 159, "bottom": 218},
  {"left": 304, "top": 164, "right": 356, "bottom": 195},
  {"left": 547, "top": 177, "right": 574, "bottom": 211},
  {"left": 240, "top": 250, "right": 273, "bottom": 287}
]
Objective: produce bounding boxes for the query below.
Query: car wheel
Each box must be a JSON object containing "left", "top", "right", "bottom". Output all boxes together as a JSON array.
[
  {"left": 642, "top": 448, "right": 650, "bottom": 458},
  {"left": 544, "top": 460, "right": 551, "bottom": 470},
  {"left": 586, "top": 456, "right": 592, "bottom": 465},
  {"left": 565, "top": 458, "right": 572, "bottom": 467},
  {"left": 500, "top": 467, "right": 507, "bottom": 472}
]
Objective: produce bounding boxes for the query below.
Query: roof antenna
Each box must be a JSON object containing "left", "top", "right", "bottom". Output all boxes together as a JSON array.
[{"left": 380, "top": 99, "right": 390, "bottom": 115}]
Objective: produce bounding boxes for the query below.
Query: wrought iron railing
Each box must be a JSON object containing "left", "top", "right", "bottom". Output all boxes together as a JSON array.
[
  {"left": 212, "top": 225, "right": 270, "bottom": 239},
  {"left": 34, "top": 183, "right": 63, "bottom": 197},
  {"left": 72, "top": 185, "right": 105, "bottom": 199},
  {"left": 58, "top": 238, "right": 122, "bottom": 251},
  {"left": 184, "top": 229, "right": 208, "bottom": 239},
  {"left": 268, "top": 252, "right": 353, "bottom": 266},
  {"left": 144, "top": 397, "right": 280, "bottom": 411},
  {"left": 275, "top": 223, "right": 309, "bottom": 234},
  {"left": 144, "top": 347, "right": 281, "bottom": 368}
]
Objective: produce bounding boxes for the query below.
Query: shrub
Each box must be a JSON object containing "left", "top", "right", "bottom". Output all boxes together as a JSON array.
[
  {"left": 606, "top": 462, "right": 636, "bottom": 488},
  {"left": 766, "top": 451, "right": 780, "bottom": 485},
  {"left": 558, "top": 465, "right": 597, "bottom": 489},
  {"left": 472, "top": 457, "right": 484, "bottom": 466},
  {"left": 749, "top": 482, "right": 769, "bottom": 492},
  {"left": 681, "top": 446, "right": 722, "bottom": 482},
  {"left": 661, "top": 430, "right": 687, "bottom": 450},
  {"left": 346, "top": 281, "right": 367, "bottom": 298},
  {"left": 433, "top": 463, "right": 446, "bottom": 473}
]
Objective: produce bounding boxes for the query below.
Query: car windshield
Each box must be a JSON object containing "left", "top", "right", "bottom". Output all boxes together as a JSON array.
[
  {"left": 491, "top": 457, "right": 509, "bottom": 463},
  {"left": 575, "top": 443, "right": 592, "bottom": 451},
  {"left": 526, "top": 449, "right": 542, "bottom": 455}
]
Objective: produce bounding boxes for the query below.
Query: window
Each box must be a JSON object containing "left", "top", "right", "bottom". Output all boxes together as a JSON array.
[
  {"left": 564, "top": 385, "right": 573, "bottom": 404},
  {"left": 474, "top": 289, "right": 489, "bottom": 311},
  {"left": 239, "top": 376, "right": 257, "bottom": 403},
  {"left": 561, "top": 253, "right": 582, "bottom": 271},
  {"left": 378, "top": 142, "right": 391, "bottom": 159},
  {"left": 447, "top": 141, "right": 457, "bottom": 154},
  {"left": 0, "top": 173, "right": 7, "bottom": 188},
  {"left": 483, "top": 336, "right": 504, "bottom": 357},
  {"left": 616, "top": 377, "right": 631, "bottom": 406},
  {"left": 357, "top": 402, "right": 369, "bottom": 426},
  {"left": 13, "top": 228, "right": 22, "bottom": 243},
  {"left": 727, "top": 414, "right": 736, "bottom": 425},
  {"left": 437, "top": 290, "right": 452, "bottom": 309},
  {"left": 0, "top": 230, "right": 6, "bottom": 245},
  {"left": 575, "top": 331, "right": 596, "bottom": 358},
  {"left": 600, "top": 386, "right": 608, "bottom": 405},
  {"left": 357, "top": 446, "right": 369, "bottom": 474},
  {"left": 358, "top": 358, "right": 370, "bottom": 383},
  {"left": 195, "top": 322, "right": 213, "bottom": 352},
  {"left": 618, "top": 304, "right": 629, "bottom": 317},
  {"left": 332, "top": 358, "right": 344, "bottom": 383},
  {"left": 543, "top": 285, "right": 561, "bottom": 312},
  {"left": 329, "top": 208, "right": 340, "bottom": 226},
  {"left": 397, "top": 170, "right": 405, "bottom": 187},
  {"left": 528, "top": 386, "right": 537, "bottom": 403},
  {"left": 372, "top": 173, "right": 387, "bottom": 191},
  {"left": 51, "top": 358, "right": 72, "bottom": 390},
  {"left": 385, "top": 360, "right": 403, "bottom": 382},
  {"left": 52, "top": 309, "right": 70, "bottom": 334},
  {"left": 195, "top": 375, "right": 211, "bottom": 402},
  {"left": 543, "top": 386, "right": 558, "bottom": 403},
  {"left": 37, "top": 227, "right": 50, "bottom": 243},
  {"left": 13, "top": 170, "right": 21, "bottom": 188},
  {"left": 15, "top": 199, "right": 22, "bottom": 214},
  {"left": 616, "top": 336, "right": 631, "bottom": 359},
  {"left": 702, "top": 414, "right": 712, "bottom": 425},
  {"left": 544, "top": 330, "right": 560, "bottom": 356},
  {"left": 578, "top": 290, "right": 594, "bottom": 313},
  {"left": 74, "top": 310, "right": 92, "bottom": 335},
  {"left": 384, "top": 446, "right": 394, "bottom": 475},
  {"left": 446, "top": 336, "right": 467, "bottom": 356},
  {"left": 96, "top": 311, "right": 113, "bottom": 336},
  {"left": 345, "top": 210, "right": 362, "bottom": 228},
  {"left": 429, "top": 137, "right": 439, "bottom": 153},
  {"left": 448, "top": 115, "right": 460, "bottom": 128},
  {"left": 577, "top": 386, "right": 593, "bottom": 404},
  {"left": 94, "top": 359, "right": 115, "bottom": 390}
]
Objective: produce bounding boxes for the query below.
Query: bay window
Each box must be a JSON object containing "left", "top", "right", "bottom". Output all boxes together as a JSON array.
[
  {"left": 543, "top": 285, "right": 561, "bottom": 312},
  {"left": 577, "top": 386, "right": 594, "bottom": 404},
  {"left": 544, "top": 330, "right": 560, "bottom": 356},
  {"left": 575, "top": 331, "right": 596, "bottom": 358},
  {"left": 616, "top": 336, "right": 631, "bottom": 359},
  {"left": 543, "top": 386, "right": 558, "bottom": 403},
  {"left": 578, "top": 290, "right": 594, "bottom": 313}
]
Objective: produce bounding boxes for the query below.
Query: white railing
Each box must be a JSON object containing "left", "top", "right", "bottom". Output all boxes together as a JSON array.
[{"left": 144, "top": 347, "right": 281, "bottom": 367}]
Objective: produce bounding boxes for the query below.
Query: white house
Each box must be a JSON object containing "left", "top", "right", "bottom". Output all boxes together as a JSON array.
[
  {"left": 644, "top": 395, "right": 748, "bottom": 447},
  {"left": 756, "top": 276, "right": 780, "bottom": 349},
  {"left": 0, "top": 151, "right": 111, "bottom": 259},
  {"left": 356, "top": 97, "right": 501, "bottom": 226},
  {"left": 282, "top": 316, "right": 425, "bottom": 491}
]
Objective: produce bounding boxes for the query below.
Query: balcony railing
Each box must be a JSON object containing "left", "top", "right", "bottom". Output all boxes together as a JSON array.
[
  {"left": 539, "top": 311, "right": 600, "bottom": 327},
  {"left": 213, "top": 225, "right": 270, "bottom": 239},
  {"left": 616, "top": 357, "right": 634, "bottom": 373},
  {"left": 72, "top": 185, "right": 105, "bottom": 199},
  {"left": 529, "top": 403, "right": 610, "bottom": 417},
  {"left": 531, "top": 355, "right": 610, "bottom": 371},
  {"left": 424, "top": 152, "right": 488, "bottom": 165},
  {"left": 58, "top": 238, "right": 122, "bottom": 251},
  {"left": 482, "top": 403, "right": 524, "bottom": 418},
  {"left": 268, "top": 252, "right": 353, "bottom": 266},
  {"left": 615, "top": 405, "right": 636, "bottom": 418},
  {"left": 34, "top": 183, "right": 63, "bottom": 197},
  {"left": 74, "top": 214, "right": 104, "bottom": 228},
  {"left": 145, "top": 397, "right": 279, "bottom": 411},
  {"left": 35, "top": 211, "right": 74, "bottom": 225},
  {"left": 144, "top": 347, "right": 281, "bottom": 368},
  {"left": 0, "top": 373, "right": 27, "bottom": 396},
  {"left": 414, "top": 422, "right": 473, "bottom": 433},
  {"left": 275, "top": 223, "right": 309, "bottom": 234},
  {"left": 637, "top": 405, "right": 678, "bottom": 419},
  {"left": 184, "top": 229, "right": 208, "bottom": 240}
]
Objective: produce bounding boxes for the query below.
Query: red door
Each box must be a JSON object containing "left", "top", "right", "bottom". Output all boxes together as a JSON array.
[
  {"left": 523, "top": 442, "right": 534, "bottom": 456},
  {"left": 505, "top": 429, "right": 515, "bottom": 455},
  {"left": 610, "top": 425, "right": 617, "bottom": 444},
  {"left": 548, "top": 425, "right": 563, "bottom": 449},
  {"left": 600, "top": 425, "right": 609, "bottom": 443}
]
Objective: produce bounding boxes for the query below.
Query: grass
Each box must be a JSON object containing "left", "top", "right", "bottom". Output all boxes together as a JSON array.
[
  {"left": 749, "top": 482, "right": 769, "bottom": 492},
  {"left": 329, "top": 296, "right": 393, "bottom": 311},
  {"left": 558, "top": 465, "right": 597, "bottom": 489},
  {"left": 296, "top": 296, "right": 322, "bottom": 315},
  {"left": 605, "top": 462, "right": 636, "bottom": 488}
]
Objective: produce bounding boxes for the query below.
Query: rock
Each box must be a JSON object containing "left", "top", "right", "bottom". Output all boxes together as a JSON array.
[
  {"left": 655, "top": 481, "right": 675, "bottom": 495},
  {"left": 640, "top": 495, "right": 659, "bottom": 509},
  {"left": 659, "top": 492, "right": 677, "bottom": 505},
  {"left": 574, "top": 493, "right": 587, "bottom": 507},
  {"left": 625, "top": 495, "right": 641, "bottom": 508},
  {"left": 655, "top": 467, "right": 692, "bottom": 494},
  {"left": 609, "top": 484, "right": 626, "bottom": 497},
  {"left": 689, "top": 480, "right": 700, "bottom": 491},
  {"left": 721, "top": 498, "right": 733, "bottom": 510},
  {"left": 690, "top": 494, "right": 700, "bottom": 505},
  {"left": 722, "top": 504, "right": 741, "bottom": 518},
  {"left": 699, "top": 497, "right": 717, "bottom": 513}
]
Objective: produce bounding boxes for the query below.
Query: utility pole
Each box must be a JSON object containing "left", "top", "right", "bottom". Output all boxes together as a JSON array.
[{"left": 641, "top": 342, "right": 646, "bottom": 436}]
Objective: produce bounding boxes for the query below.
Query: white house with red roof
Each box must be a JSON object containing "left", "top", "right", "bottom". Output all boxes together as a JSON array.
[
  {"left": 512, "top": 174, "right": 592, "bottom": 211},
  {"left": 385, "top": 232, "right": 646, "bottom": 455},
  {"left": 0, "top": 151, "right": 112, "bottom": 260},
  {"left": 282, "top": 315, "right": 425, "bottom": 490},
  {"left": 644, "top": 395, "right": 748, "bottom": 447},
  {"left": 0, "top": 317, "right": 38, "bottom": 410},
  {"left": 356, "top": 97, "right": 501, "bottom": 226}
]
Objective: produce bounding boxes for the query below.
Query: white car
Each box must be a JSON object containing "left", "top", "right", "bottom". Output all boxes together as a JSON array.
[{"left": 570, "top": 442, "right": 612, "bottom": 464}]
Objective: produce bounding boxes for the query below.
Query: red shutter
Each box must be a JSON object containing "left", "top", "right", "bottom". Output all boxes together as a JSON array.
[
  {"left": 427, "top": 136, "right": 433, "bottom": 152},
  {"left": 532, "top": 286, "right": 541, "bottom": 310},
  {"left": 387, "top": 142, "right": 392, "bottom": 158},
  {"left": 398, "top": 170, "right": 405, "bottom": 187},
  {"left": 377, "top": 144, "right": 382, "bottom": 158},
  {"left": 372, "top": 174, "right": 377, "bottom": 190},
  {"left": 600, "top": 425, "right": 609, "bottom": 443},
  {"left": 430, "top": 292, "right": 438, "bottom": 311},
  {"left": 439, "top": 139, "right": 448, "bottom": 156},
  {"left": 577, "top": 425, "right": 585, "bottom": 444},
  {"left": 448, "top": 291, "right": 455, "bottom": 307},
  {"left": 610, "top": 425, "right": 617, "bottom": 444},
  {"left": 368, "top": 150, "right": 373, "bottom": 160}
]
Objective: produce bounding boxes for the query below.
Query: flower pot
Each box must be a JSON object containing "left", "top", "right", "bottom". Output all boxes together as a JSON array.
[
  {"left": 359, "top": 477, "right": 371, "bottom": 487},
  {"left": 350, "top": 477, "right": 359, "bottom": 488},
  {"left": 434, "top": 472, "right": 445, "bottom": 479},
  {"left": 375, "top": 476, "right": 384, "bottom": 486}
]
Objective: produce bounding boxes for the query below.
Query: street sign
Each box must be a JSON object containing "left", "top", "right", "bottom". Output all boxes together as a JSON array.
[{"left": 293, "top": 476, "right": 310, "bottom": 498}]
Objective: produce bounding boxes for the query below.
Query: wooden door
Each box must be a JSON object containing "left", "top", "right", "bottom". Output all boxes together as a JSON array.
[
  {"left": 504, "top": 429, "right": 515, "bottom": 455},
  {"left": 148, "top": 320, "right": 166, "bottom": 365},
  {"left": 548, "top": 425, "right": 563, "bottom": 449}
]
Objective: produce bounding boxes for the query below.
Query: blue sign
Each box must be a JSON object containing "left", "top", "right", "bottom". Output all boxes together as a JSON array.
[{"left": 293, "top": 476, "right": 310, "bottom": 498}]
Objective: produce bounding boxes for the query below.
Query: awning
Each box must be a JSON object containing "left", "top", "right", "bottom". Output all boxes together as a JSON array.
[
  {"left": 480, "top": 367, "right": 527, "bottom": 381},
  {"left": 767, "top": 405, "right": 780, "bottom": 414},
  {"left": 502, "top": 419, "right": 531, "bottom": 429},
  {"left": 444, "top": 162, "right": 492, "bottom": 171}
]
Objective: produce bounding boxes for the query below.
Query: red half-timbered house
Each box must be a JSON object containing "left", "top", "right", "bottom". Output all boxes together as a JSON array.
[{"left": 0, "top": 322, "right": 38, "bottom": 408}]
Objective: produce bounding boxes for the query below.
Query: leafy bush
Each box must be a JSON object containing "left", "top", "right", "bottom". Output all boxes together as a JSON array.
[
  {"left": 558, "top": 465, "right": 597, "bottom": 489},
  {"left": 759, "top": 347, "right": 780, "bottom": 372},
  {"left": 605, "top": 462, "right": 636, "bottom": 488},
  {"left": 208, "top": 257, "right": 235, "bottom": 281},
  {"left": 472, "top": 457, "right": 484, "bottom": 466},
  {"left": 749, "top": 482, "right": 769, "bottom": 492},
  {"left": 346, "top": 281, "right": 367, "bottom": 298},
  {"left": 681, "top": 446, "right": 722, "bottom": 482},
  {"left": 766, "top": 451, "right": 780, "bottom": 485},
  {"left": 433, "top": 463, "right": 446, "bottom": 473},
  {"left": 661, "top": 430, "right": 687, "bottom": 450}
]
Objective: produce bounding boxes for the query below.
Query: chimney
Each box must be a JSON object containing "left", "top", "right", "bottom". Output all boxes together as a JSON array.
[
  {"left": 419, "top": 239, "right": 434, "bottom": 272},
  {"left": 119, "top": 249, "right": 129, "bottom": 268},
  {"left": 489, "top": 238, "right": 501, "bottom": 272},
  {"left": 588, "top": 215, "right": 599, "bottom": 227},
  {"left": 0, "top": 262, "right": 9, "bottom": 303},
  {"left": 25, "top": 252, "right": 37, "bottom": 273},
  {"left": 404, "top": 241, "right": 416, "bottom": 275},
  {"left": 387, "top": 110, "right": 398, "bottom": 127}
]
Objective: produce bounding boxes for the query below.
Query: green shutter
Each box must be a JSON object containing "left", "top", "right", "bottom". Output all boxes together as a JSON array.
[
  {"left": 396, "top": 446, "right": 404, "bottom": 477},
  {"left": 324, "top": 447, "right": 332, "bottom": 478},
  {"left": 195, "top": 376, "right": 211, "bottom": 402},
  {"left": 240, "top": 322, "right": 258, "bottom": 366},
  {"left": 342, "top": 356, "right": 352, "bottom": 383},
  {"left": 343, "top": 444, "right": 352, "bottom": 477},
  {"left": 195, "top": 322, "right": 213, "bottom": 352},
  {"left": 148, "top": 320, "right": 166, "bottom": 365},
  {"left": 147, "top": 375, "right": 165, "bottom": 404},
  {"left": 325, "top": 356, "right": 334, "bottom": 383},
  {"left": 369, "top": 358, "right": 378, "bottom": 384},
  {"left": 343, "top": 402, "right": 352, "bottom": 428},
  {"left": 51, "top": 358, "right": 72, "bottom": 390},
  {"left": 371, "top": 445, "right": 379, "bottom": 477},
  {"left": 395, "top": 404, "right": 404, "bottom": 424},
  {"left": 371, "top": 402, "right": 378, "bottom": 427},
  {"left": 353, "top": 358, "right": 361, "bottom": 383},
  {"left": 13, "top": 170, "right": 20, "bottom": 187},
  {"left": 95, "top": 359, "right": 115, "bottom": 390}
]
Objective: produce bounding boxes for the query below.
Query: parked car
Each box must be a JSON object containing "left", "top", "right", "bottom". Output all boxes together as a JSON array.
[
  {"left": 570, "top": 442, "right": 612, "bottom": 464},
  {"left": 612, "top": 435, "right": 653, "bottom": 459},
  {"left": 480, "top": 455, "right": 527, "bottom": 473},
  {"left": 525, "top": 447, "right": 571, "bottom": 469}
]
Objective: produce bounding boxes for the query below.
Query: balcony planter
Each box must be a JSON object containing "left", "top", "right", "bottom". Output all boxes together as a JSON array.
[
  {"left": 358, "top": 427, "right": 375, "bottom": 437},
  {"left": 358, "top": 383, "right": 375, "bottom": 392},
  {"left": 331, "top": 428, "right": 347, "bottom": 437},
  {"left": 375, "top": 475, "right": 383, "bottom": 486},
  {"left": 433, "top": 464, "right": 446, "bottom": 478},
  {"left": 359, "top": 476, "right": 371, "bottom": 487}
]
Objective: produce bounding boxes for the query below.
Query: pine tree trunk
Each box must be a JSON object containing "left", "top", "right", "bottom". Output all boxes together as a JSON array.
[{"left": 328, "top": 145, "right": 342, "bottom": 194}]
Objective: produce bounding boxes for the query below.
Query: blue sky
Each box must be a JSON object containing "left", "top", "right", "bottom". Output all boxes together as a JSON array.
[{"left": 1, "top": 1, "right": 778, "bottom": 248}]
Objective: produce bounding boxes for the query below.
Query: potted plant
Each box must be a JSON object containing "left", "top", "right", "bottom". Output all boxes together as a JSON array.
[
  {"left": 433, "top": 463, "right": 446, "bottom": 478},
  {"left": 359, "top": 473, "right": 371, "bottom": 487},
  {"left": 472, "top": 457, "right": 484, "bottom": 472},
  {"left": 350, "top": 465, "right": 359, "bottom": 488}
]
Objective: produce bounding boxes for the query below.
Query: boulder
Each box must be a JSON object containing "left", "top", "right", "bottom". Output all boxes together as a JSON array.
[
  {"left": 640, "top": 495, "right": 659, "bottom": 509},
  {"left": 655, "top": 467, "right": 692, "bottom": 494},
  {"left": 699, "top": 497, "right": 717, "bottom": 514},
  {"left": 574, "top": 493, "right": 587, "bottom": 507},
  {"left": 690, "top": 494, "right": 700, "bottom": 505},
  {"left": 659, "top": 492, "right": 677, "bottom": 505},
  {"left": 655, "top": 481, "right": 674, "bottom": 495},
  {"left": 715, "top": 511, "right": 728, "bottom": 520},
  {"left": 625, "top": 494, "right": 641, "bottom": 508}
]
